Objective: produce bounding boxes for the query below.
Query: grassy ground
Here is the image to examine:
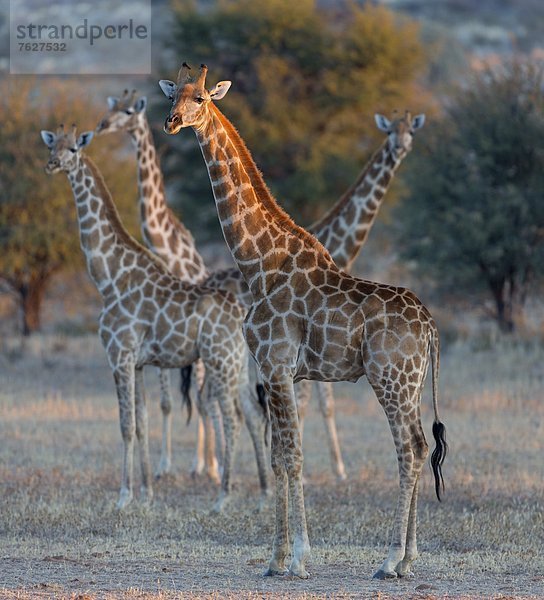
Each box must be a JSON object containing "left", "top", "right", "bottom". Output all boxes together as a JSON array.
[{"left": 0, "top": 334, "right": 543, "bottom": 599}]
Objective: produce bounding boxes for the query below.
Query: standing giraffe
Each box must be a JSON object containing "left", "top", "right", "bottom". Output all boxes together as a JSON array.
[
  {"left": 159, "top": 64, "right": 447, "bottom": 579},
  {"left": 40, "top": 124, "right": 249, "bottom": 511},
  {"left": 295, "top": 110, "right": 426, "bottom": 477},
  {"left": 95, "top": 92, "right": 271, "bottom": 506}
]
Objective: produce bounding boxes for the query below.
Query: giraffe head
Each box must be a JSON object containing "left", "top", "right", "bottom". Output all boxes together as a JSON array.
[
  {"left": 40, "top": 124, "right": 94, "bottom": 175},
  {"left": 159, "top": 62, "right": 231, "bottom": 134},
  {"left": 95, "top": 89, "right": 147, "bottom": 135},
  {"left": 374, "top": 111, "right": 425, "bottom": 159}
]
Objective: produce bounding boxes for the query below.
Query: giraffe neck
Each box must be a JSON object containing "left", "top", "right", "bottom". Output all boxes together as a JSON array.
[
  {"left": 193, "top": 104, "right": 336, "bottom": 297},
  {"left": 129, "top": 117, "right": 208, "bottom": 283},
  {"left": 309, "top": 141, "right": 402, "bottom": 271},
  {"left": 67, "top": 156, "right": 156, "bottom": 297}
]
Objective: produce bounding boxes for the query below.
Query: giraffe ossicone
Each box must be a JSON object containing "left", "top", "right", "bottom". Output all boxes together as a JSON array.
[{"left": 159, "top": 63, "right": 447, "bottom": 580}]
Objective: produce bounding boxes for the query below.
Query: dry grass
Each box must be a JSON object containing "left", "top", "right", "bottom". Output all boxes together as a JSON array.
[{"left": 1, "top": 334, "right": 543, "bottom": 599}]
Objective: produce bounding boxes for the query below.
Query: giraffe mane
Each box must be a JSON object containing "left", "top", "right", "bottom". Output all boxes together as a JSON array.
[
  {"left": 210, "top": 104, "right": 333, "bottom": 260},
  {"left": 309, "top": 139, "right": 388, "bottom": 231},
  {"left": 83, "top": 156, "right": 171, "bottom": 274}
]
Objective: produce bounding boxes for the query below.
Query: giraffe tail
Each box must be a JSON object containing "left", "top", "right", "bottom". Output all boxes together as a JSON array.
[
  {"left": 180, "top": 365, "right": 193, "bottom": 425},
  {"left": 429, "top": 325, "right": 447, "bottom": 501},
  {"left": 256, "top": 383, "right": 270, "bottom": 446}
]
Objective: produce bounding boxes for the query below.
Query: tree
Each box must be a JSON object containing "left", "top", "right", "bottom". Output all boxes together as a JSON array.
[
  {"left": 395, "top": 61, "right": 544, "bottom": 332},
  {"left": 160, "top": 0, "right": 430, "bottom": 237},
  {"left": 0, "top": 77, "right": 139, "bottom": 335}
]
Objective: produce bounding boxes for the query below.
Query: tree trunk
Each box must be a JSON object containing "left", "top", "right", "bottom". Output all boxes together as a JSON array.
[
  {"left": 489, "top": 278, "right": 515, "bottom": 333},
  {"left": 20, "top": 281, "right": 45, "bottom": 336}
]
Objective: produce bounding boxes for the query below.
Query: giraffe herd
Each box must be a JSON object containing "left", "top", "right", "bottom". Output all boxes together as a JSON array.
[{"left": 39, "top": 61, "right": 447, "bottom": 581}]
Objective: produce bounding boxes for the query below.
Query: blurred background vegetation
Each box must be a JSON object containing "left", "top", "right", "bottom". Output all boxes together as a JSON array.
[{"left": 0, "top": 0, "right": 543, "bottom": 338}]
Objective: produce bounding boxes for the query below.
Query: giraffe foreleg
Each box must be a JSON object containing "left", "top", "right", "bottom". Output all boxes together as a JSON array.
[
  {"left": 113, "top": 360, "right": 136, "bottom": 510},
  {"left": 135, "top": 367, "right": 153, "bottom": 504},
  {"left": 264, "top": 420, "right": 290, "bottom": 576},
  {"left": 156, "top": 368, "right": 172, "bottom": 477},
  {"left": 314, "top": 381, "right": 347, "bottom": 481},
  {"left": 265, "top": 371, "right": 310, "bottom": 579}
]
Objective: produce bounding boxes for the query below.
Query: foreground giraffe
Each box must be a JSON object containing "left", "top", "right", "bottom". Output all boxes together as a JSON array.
[
  {"left": 159, "top": 64, "right": 447, "bottom": 579},
  {"left": 95, "top": 92, "right": 271, "bottom": 504},
  {"left": 40, "top": 124, "right": 248, "bottom": 511}
]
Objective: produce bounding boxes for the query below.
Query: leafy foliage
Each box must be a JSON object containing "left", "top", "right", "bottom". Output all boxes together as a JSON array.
[
  {"left": 0, "top": 77, "right": 139, "bottom": 334},
  {"left": 161, "top": 0, "right": 430, "bottom": 236},
  {"left": 396, "top": 61, "right": 544, "bottom": 331}
]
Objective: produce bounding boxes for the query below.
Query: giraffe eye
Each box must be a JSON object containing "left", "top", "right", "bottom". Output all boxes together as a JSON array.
[
  {"left": 124, "top": 109, "right": 134, "bottom": 115},
  {"left": 69, "top": 148, "right": 77, "bottom": 153},
  {"left": 195, "top": 97, "right": 204, "bottom": 104}
]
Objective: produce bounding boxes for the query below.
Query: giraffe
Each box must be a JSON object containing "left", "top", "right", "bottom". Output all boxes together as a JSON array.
[
  {"left": 159, "top": 64, "right": 447, "bottom": 579},
  {"left": 40, "top": 124, "right": 249, "bottom": 512},
  {"left": 95, "top": 92, "right": 271, "bottom": 505},
  {"left": 295, "top": 109, "right": 427, "bottom": 477}
]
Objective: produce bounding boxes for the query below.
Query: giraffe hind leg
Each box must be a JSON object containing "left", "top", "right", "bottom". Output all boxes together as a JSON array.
[
  {"left": 371, "top": 389, "right": 429, "bottom": 579},
  {"left": 395, "top": 470, "right": 422, "bottom": 578}
]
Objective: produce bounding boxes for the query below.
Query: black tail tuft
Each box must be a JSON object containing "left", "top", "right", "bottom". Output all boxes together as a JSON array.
[
  {"left": 431, "top": 420, "right": 447, "bottom": 501},
  {"left": 180, "top": 365, "right": 193, "bottom": 425},
  {"left": 256, "top": 383, "right": 270, "bottom": 447}
]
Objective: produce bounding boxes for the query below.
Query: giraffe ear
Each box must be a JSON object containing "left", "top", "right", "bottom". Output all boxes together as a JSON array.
[
  {"left": 159, "top": 80, "right": 177, "bottom": 100},
  {"left": 411, "top": 114, "right": 426, "bottom": 131},
  {"left": 374, "top": 114, "right": 391, "bottom": 132},
  {"left": 107, "top": 96, "right": 119, "bottom": 110},
  {"left": 40, "top": 130, "right": 56, "bottom": 148},
  {"left": 77, "top": 131, "right": 94, "bottom": 149},
  {"left": 209, "top": 81, "right": 232, "bottom": 101},
  {"left": 134, "top": 96, "right": 147, "bottom": 113}
]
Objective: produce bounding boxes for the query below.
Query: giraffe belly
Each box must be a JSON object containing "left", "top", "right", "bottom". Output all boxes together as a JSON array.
[
  {"left": 138, "top": 335, "right": 199, "bottom": 369},
  {"left": 294, "top": 344, "right": 365, "bottom": 383}
]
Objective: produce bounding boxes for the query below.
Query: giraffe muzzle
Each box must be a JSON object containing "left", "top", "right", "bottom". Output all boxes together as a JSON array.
[
  {"left": 45, "top": 160, "right": 60, "bottom": 174},
  {"left": 164, "top": 114, "right": 181, "bottom": 134}
]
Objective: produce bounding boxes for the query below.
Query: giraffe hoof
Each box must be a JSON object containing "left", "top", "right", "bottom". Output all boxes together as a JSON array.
[
  {"left": 336, "top": 471, "right": 347, "bottom": 482},
  {"left": 263, "top": 567, "right": 288, "bottom": 577},
  {"left": 155, "top": 459, "right": 172, "bottom": 478},
  {"left": 116, "top": 490, "right": 133, "bottom": 511},
  {"left": 140, "top": 486, "right": 154, "bottom": 505},
  {"left": 288, "top": 566, "right": 310, "bottom": 579},
  {"left": 373, "top": 569, "right": 398, "bottom": 580},
  {"left": 397, "top": 569, "right": 415, "bottom": 579}
]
